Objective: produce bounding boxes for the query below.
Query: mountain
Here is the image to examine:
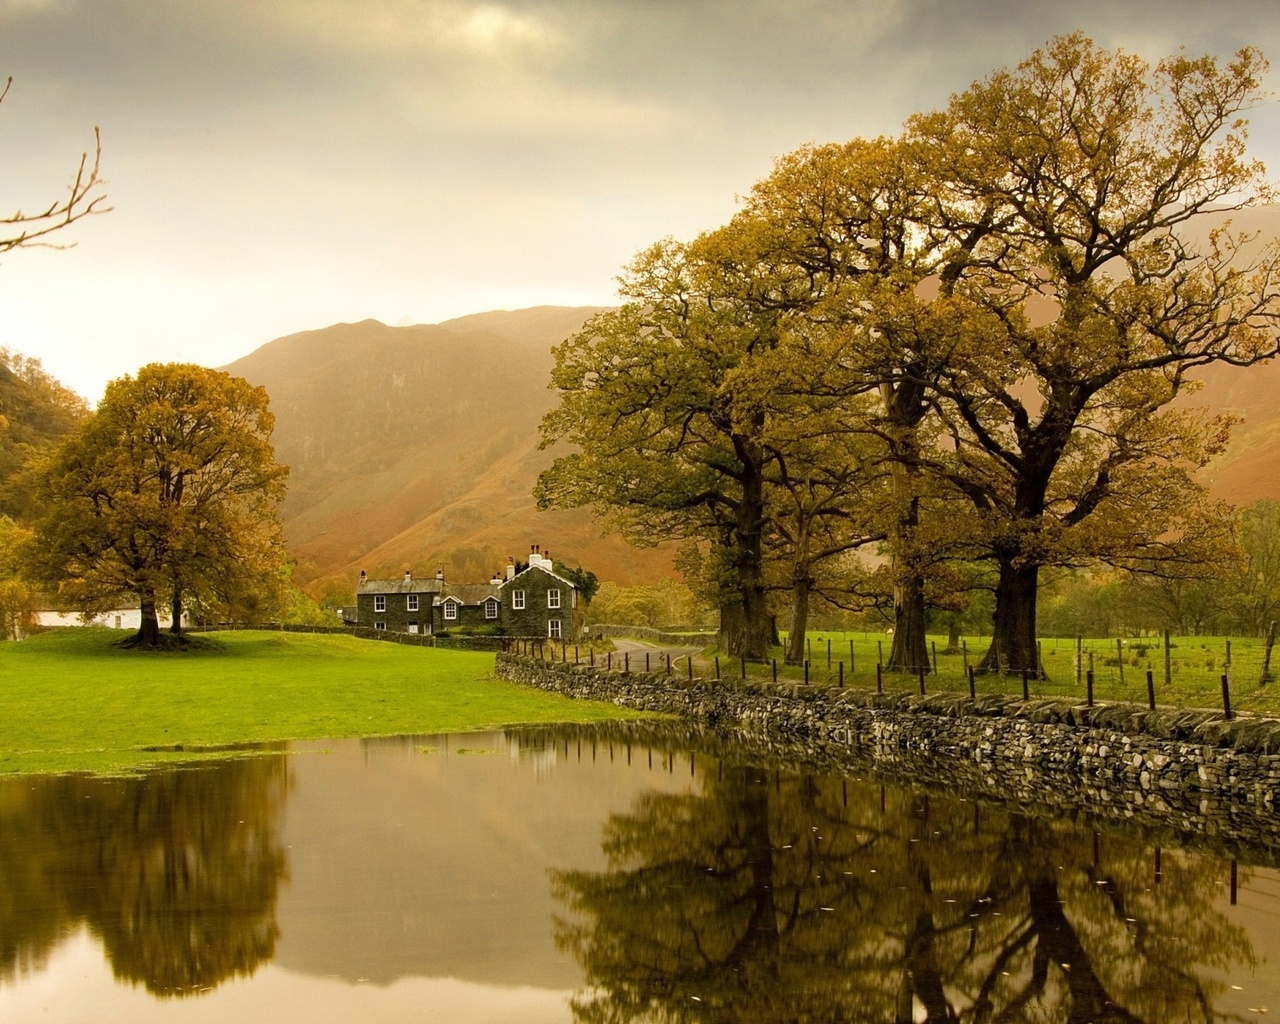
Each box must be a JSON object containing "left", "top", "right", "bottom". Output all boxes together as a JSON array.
[{"left": 223, "top": 307, "right": 676, "bottom": 598}]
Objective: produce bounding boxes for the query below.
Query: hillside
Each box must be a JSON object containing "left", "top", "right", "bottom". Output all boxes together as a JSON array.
[
  {"left": 223, "top": 308, "right": 676, "bottom": 598},
  {"left": 0, "top": 350, "right": 88, "bottom": 521}
]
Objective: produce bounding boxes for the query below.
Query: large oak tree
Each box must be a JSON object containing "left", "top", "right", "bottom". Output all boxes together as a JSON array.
[{"left": 32, "top": 364, "right": 288, "bottom": 647}]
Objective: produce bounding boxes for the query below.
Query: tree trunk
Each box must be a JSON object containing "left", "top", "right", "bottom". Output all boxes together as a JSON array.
[
  {"left": 944, "top": 617, "right": 962, "bottom": 655},
  {"left": 881, "top": 380, "right": 930, "bottom": 674},
  {"left": 785, "top": 575, "right": 811, "bottom": 665},
  {"left": 135, "top": 591, "right": 161, "bottom": 647},
  {"left": 980, "top": 558, "right": 1040, "bottom": 675},
  {"left": 719, "top": 449, "right": 772, "bottom": 660},
  {"left": 887, "top": 571, "right": 929, "bottom": 672},
  {"left": 169, "top": 585, "right": 183, "bottom": 635}
]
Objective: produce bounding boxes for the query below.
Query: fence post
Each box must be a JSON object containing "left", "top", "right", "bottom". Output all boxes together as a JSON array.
[
  {"left": 607, "top": 651, "right": 612, "bottom": 671},
  {"left": 772, "top": 658, "right": 777, "bottom": 683},
  {"left": 1021, "top": 668, "right": 1029, "bottom": 701},
  {"left": 624, "top": 652, "right": 630, "bottom": 675},
  {"left": 741, "top": 654, "right": 747, "bottom": 680},
  {"left": 1164, "top": 629, "right": 1172, "bottom": 688},
  {"left": 804, "top": 660, "right": 810, "bottom": 685},
  {"left": 931, "top": 640, "right": 938, "bottom": 675},
  {"left": 1076, "top": 635, "right": 1083, "bottom": 687},
  {"left": 1146, "top": 668, "right": 1156, "bottom": 711},
  {"left": 666, "top": 653, "right": 672, "bottom": 676},
  {"left": 968, "top": 664, "right": 976, "bottom": 699},
  {"left": 714, "top": 656, "right": 720, "bottom": 680},
  {"left": 645, "top": 652, "right": 650, "bottom": 673},
  {"left": 1222, "top": 674, "right": 1233, "bottom": 720},
  {"left": 876, "top": 662, "right": 883, "bottom": 694},
  {"left": 918, "top": 664, "right": 926, "bottom": 695},
  {"left": 878, "top": 639, "right": 884, "bottom": 667},
  {"left": 1116, "top": 637, "right": 1125, "bottom": 687},
  {"left": 849, "top": 639, "right": 855, "bottom": 674},
  {"left": 838, "top": 661, "right": 844, "bottom": 687},
  {"left": 1261, "top": 621, "right": 1277, "bottom": 686},
  {"left": 962, "top": 640, "right": 969, "bottom": 677},
  {"left": 1086, "top": 669, "right": 1095, "bottom": 707}
]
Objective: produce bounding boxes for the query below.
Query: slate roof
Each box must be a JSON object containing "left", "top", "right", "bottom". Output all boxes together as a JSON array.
[
  {"left": 438, "top": 583, "right": 502, "bottom": 606},
  {"left": 357, "top": 577, "right": 444, "bottom": 595},
  {"left": 501, "top": 563, "right": 578, "bottom": 591}
]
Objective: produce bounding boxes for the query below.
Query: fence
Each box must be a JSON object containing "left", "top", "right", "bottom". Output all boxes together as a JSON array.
[{"left": 517, "top": 627, "right": 1280, "bottom": 719}]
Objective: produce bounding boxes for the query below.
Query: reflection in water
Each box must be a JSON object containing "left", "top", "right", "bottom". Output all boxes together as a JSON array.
[
  {"left": 0, "top": 756, "right": 288, "bottom": 998},
  {"left": 554, "top": 764, "right": 1254, "bottom": 1023}
]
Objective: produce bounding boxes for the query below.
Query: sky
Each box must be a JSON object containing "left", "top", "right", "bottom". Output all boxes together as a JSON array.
[{"left": 3, "top": 0, "right": 1280, "bottom": 401}]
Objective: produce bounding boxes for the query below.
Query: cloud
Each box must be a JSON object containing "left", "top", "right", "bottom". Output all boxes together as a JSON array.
[{"left": 221, "top": 0, "right": 564, "bottom": 60}]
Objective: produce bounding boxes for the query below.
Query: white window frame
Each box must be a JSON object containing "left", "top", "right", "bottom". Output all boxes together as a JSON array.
[
  {"left": 374, "top": 621, "right": 386, "bottom": 631},
  {"left": 548, "top": 619, "right": 562, "bottom": 639},
  {"left": 512, "top": 590, "right": 525, "bottom": 610},
  {"left": 547, "top": 588, "right": 561, "bottom": 609},
  {"left": 484, "top": 598, "right": 499, "bottom": 619},
  {"left": 374, "top": 595, "right": 386, "bottom": 612},
  {"left": 407, "top": 594, "right": 419, "bottom": 611},
  {"left": 407, "top": 623, "right": 419, "bottom": 634},
  {"left": 443, "top": 600, "right": 458, "bottom": 621}
]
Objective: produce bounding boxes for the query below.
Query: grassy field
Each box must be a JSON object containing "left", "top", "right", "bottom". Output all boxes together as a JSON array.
[
  {"left": 0, "top": 629, "right": 643, "bottom": 776},
  {"left": 700, "top": 630, "right": 1280, "bottom": 716}
]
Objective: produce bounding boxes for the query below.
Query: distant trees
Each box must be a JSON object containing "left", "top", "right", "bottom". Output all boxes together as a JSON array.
[
  {"left": 31, "top": 364, "right": 288, "bottom": 647},
  {"left": 539, "top": 34, "right": 1280, "bottom": 667}
]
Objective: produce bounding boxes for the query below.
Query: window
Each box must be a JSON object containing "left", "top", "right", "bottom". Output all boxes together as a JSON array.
[
  {"left": 484, "top": 598, "right": 499, "bottom": 619},
  {"left": 407, "top": 594, "right": 419, "bottom": 611},
  {"left": 512, "top": 590, "right": 525, "bottom": 610},
  {"left": 374, "top": 621, "right": 386, "bottom": 631},
  {"left": 547, "top": 619, "right": 562, "bottom": 638},
  {"left": 374, "top": 595, "right": 386, "bottom": 612},
  {"left": 444, "top": 600, "right": 458, "bottom": 621},
  {"left": 547, "top": 588, "right": 561, "bottom": 609},
  {"left": 408, "top": 623, "right": 419, "bottom": 634}
]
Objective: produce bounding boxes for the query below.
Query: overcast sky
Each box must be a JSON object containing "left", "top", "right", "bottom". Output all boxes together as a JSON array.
[{"left": 3, "top": 0, "right": 1279, "bottom": 400}]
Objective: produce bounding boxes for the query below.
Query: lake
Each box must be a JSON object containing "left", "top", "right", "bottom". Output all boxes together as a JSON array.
[{"left": 1, "top": 723, "right": 1277, "bottom": 1022}]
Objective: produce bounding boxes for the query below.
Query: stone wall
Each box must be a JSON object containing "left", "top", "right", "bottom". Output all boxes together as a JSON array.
[{"left": 495, "top": 653, "right": 1280, "bottom": 856}]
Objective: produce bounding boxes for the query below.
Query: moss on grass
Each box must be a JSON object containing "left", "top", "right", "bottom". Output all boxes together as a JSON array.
[{"left": 0, "top": 629, "right": 643, "bottom": 776}]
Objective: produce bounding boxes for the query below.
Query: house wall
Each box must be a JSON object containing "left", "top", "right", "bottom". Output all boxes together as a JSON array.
[
  {"left": 433, "top": 603, "right": 499, "bottom": 633},
  {"left": 502, "top": 567, "right": 575, "bottom": 638},
  {"left": 356, "top": 592, "right": 432, "bottom": 633},
  {"left": 35, "top": 608, "right": 186, "bottom": 629}
]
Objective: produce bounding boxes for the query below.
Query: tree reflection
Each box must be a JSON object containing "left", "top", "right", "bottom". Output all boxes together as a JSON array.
[
  {"left": 0, "top": 756, "right": 287, "bottom": 997},
  {"left": 553, "top": 765, "right": 1253, "bottom": 1023}
]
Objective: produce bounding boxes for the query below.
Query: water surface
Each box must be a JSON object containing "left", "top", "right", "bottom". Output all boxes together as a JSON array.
[{"left": 1, "top": 726, "right": 1277, "bottom": 1022}]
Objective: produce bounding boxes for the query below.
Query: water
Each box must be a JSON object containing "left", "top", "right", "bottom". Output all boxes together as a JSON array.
[{"left": 1, "top": 724, "right": 1277, "bottom": 1022}]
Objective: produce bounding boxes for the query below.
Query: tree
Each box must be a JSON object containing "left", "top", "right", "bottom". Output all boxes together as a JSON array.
[
  {"left": 537, "top": 241, "right": 784, "bottom": 658},
  {"left": 0, "top": 77, "right": 108, "bottom": 254},
  {"left": 902, "top": 35, "right": 1280, "bottom": 673},
  {"left": 1228, "top": 499, "right": 1280, "bottom": 635},
  {"left": 0, "top": 515, "right": 35, "bottom": 640},
  {"left": 32, "top": 364, "right": 288, "bottom": 647}
]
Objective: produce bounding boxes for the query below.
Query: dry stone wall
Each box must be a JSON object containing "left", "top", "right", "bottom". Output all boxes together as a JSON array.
[{"left": 496, "top": 653, "right": 1280, "bottom": 854}]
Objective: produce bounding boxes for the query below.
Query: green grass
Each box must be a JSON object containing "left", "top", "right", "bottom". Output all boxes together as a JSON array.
[
  {"left": 0, "top": 629, "right": 644, "bottom": 776},
  {"left": 711, "top": 630, "right": 1280, "bottom": 716}
]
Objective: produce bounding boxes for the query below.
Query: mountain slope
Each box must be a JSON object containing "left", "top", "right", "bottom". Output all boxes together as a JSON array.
[{"left": 223, "top": 307, "right": 675, "bottom": 596}]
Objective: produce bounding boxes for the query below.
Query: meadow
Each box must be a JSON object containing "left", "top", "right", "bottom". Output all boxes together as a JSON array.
[
  {"left": 0, "top": 628, "right": 641, "bottom": 776},
  {"left": 726, "top": 630, "right": 1280, "bottom": 716}
]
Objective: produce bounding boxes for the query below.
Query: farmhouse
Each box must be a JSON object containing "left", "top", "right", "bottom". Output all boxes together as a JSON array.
[{"left": 355, "top": 545, "right": 579, "bottom": 638}]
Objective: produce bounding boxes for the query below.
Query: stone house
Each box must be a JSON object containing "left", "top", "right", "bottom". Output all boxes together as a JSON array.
[{"left": 356, "top": 545, "right": 579, "bottom": 639}]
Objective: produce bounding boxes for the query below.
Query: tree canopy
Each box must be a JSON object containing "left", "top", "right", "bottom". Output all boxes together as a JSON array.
[
  {"left": 538, "top": 34, "right": 1280, "bottom": 667},
  {"left": 31, "top": 364, "right": 288, "bottom": 647}
]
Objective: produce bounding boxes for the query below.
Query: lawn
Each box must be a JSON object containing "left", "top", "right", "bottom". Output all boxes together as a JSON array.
[
  {"left": 706, "top": 630, "right": 1280, "bottom": 716},
  {"left": 0, "top": 628, "right": 643, "bottom": 776}
]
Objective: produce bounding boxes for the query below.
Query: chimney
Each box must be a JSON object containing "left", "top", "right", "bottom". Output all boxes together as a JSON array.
[
  {"left": 436, "top": 566, "right": 445, "bottom": 580},
  {"left": 359, "top": 570, "right": 367, "bottom": 582},
  {"left": 506, "top": 556, "right": 516, "bottom": 581},
  {"left": 404, "top": 569, "right": 412, "bottom": 583}
]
